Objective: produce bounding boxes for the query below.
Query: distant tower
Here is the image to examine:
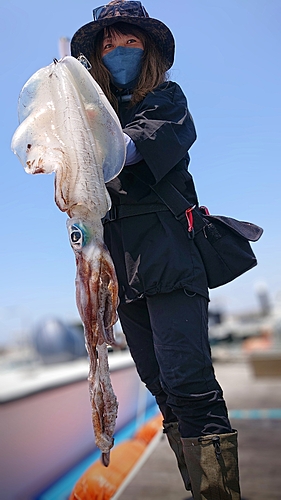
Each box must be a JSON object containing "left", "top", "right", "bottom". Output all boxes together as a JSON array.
[{"left": 255, "top": 282, "right": 271, "bottom": 316}]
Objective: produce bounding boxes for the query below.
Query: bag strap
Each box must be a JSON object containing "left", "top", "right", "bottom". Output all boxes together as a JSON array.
[
  {"left": 151, "top": 179, "right": 206, "bottom": 238},
  {"left": 151, "top": 179, "right": 263, "bottom": 242},
  {"left": 103, "top": 203, "right": 169, "bottom": 223},
  {"left": 151, "top": 180, "right": 193, "bottom": 221}
]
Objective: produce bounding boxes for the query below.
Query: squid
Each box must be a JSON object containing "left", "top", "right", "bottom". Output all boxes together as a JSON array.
[{"left": 11, "top": 56, "right": 126, "bottom": 466}]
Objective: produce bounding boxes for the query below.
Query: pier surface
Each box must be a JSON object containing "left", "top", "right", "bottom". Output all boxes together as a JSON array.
[{"left": 119, "top": 357, "right": 281, "bottom": 500}]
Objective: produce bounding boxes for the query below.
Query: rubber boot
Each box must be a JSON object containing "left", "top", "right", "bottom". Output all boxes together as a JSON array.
[
  {"left": 163, "top": 421, "right": 192, "bottom": 491},
  {"left": 181, "top": 431, "right": 241, "bottom": 499}
]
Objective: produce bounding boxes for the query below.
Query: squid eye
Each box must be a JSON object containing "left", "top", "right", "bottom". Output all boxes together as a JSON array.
[
  {"left": 69, "top": 224, "right": 85, "bottom": 250},
  {"left": 71, "top": 231, "right": 82, "bottom": 243}
]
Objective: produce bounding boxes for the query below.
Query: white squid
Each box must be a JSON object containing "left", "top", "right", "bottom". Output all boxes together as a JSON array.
[{"left": 11, "top": 56, "right": 126, "bottom": 466}]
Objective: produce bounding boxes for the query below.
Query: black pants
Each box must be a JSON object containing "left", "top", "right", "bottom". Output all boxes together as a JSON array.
[{"left": 118, "top": 289, "right": 232, "bottom": 438}]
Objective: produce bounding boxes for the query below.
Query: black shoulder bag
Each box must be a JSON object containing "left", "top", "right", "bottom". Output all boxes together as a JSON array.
[{"left": 152, "top": 180, "right": 263, "bottom": 289}]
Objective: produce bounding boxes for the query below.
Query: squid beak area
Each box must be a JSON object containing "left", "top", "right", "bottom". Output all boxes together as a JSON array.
[{"left": 101, "top": 451, "right": 110, "bottom": 467}]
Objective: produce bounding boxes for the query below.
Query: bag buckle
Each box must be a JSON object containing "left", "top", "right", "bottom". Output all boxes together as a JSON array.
[
  {"left": 102, "top": 205, "right": 118, "bottom": 224},
  {"left": 185, "top": 205, "right": 196, "bottom": 239}
]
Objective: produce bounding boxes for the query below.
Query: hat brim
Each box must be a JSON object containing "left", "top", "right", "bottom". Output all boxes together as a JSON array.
[{"left": 71, "top": 16, "right": 175, "bottom": 71}]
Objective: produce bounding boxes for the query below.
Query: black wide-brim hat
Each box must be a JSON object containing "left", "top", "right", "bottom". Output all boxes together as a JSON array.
[{"left": 71, "top": 1, "right": 175, "bottom": 71}]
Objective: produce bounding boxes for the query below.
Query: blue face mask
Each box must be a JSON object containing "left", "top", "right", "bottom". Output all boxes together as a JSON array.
[{"left": 102, "top": 46, "right": 143, "bottom": 89}]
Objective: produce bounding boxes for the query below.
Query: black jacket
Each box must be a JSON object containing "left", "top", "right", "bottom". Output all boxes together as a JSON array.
[{"left": 104, "top": 81, "right": 208, "bottom": 303}]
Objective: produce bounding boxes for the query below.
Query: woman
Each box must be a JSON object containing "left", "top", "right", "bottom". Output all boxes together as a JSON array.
[{"left": 71, "top": 2, "right": 241, "bottom": 498}]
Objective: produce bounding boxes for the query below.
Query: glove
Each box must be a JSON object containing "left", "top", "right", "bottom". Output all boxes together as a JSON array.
[{"left": 123, "top": 133, "right": 143, "bottom": 165}]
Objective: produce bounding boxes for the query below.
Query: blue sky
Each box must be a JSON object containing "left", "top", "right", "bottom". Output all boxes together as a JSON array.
[{"left": 1, "top": 0, "right": 280, "bottom": 345}]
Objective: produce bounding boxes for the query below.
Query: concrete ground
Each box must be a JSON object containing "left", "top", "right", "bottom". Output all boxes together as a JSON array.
[{"left": 118, "top": 357, "right": 281, "bottom": 500}]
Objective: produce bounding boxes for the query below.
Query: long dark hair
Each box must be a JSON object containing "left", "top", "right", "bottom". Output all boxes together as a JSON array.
[{"left": 88, "top": 22, "right": 168, "bottom": 109}]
